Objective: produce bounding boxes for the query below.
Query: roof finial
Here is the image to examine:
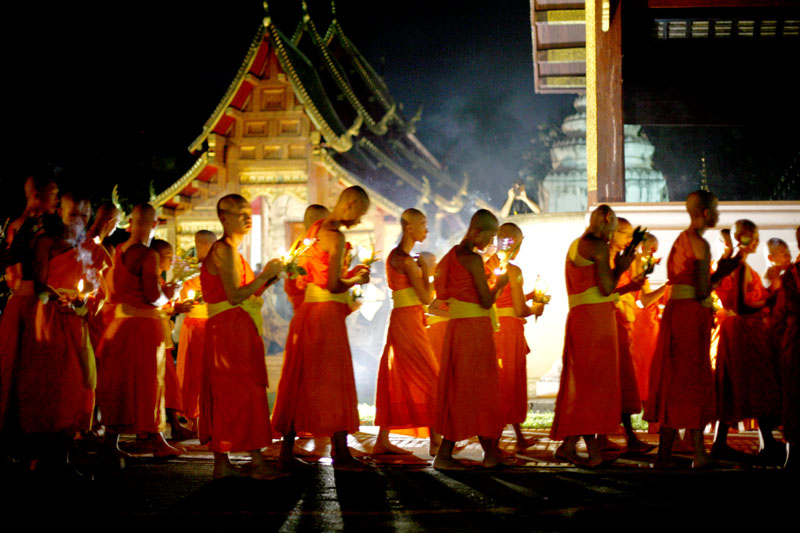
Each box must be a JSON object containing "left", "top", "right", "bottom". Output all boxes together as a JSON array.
[
  {"left": 331, "top": 0, "right": 337, "bottom": 20},
  {"left": 301, "top": 0, "right": 311, "bottom": 23},
  {"left": 263, "top": 1, "right": 271, "bottom": 27}
]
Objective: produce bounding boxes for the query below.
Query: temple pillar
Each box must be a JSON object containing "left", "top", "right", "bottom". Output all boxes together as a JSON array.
[{"left": 586, "top": 0, "right": 624, "bottom": 206}]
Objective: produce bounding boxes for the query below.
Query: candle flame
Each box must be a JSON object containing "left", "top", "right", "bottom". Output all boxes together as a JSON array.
[
  {"left": 93, "top": 236, "right": 102, "bottom": 245},
  {"left": 303, "top": 238, "right": 312, "bottom": 246},
  {"left": 77, "top": 279, "right": 84, "bottom": 293},
  {"left": 187, "top": 289, "right": 195, "bottom": 300}
]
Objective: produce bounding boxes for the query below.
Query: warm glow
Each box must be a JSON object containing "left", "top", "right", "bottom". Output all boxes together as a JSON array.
[
  {"left": 77, "top": 278, "right": 84, "bottom": 293},
  {"left": 358, "top": 247, "right": 371, "bottom": 262},
  {"left": 93, "top": 236, "right": 102, "bottom": 245},
  {"left": 187, "top": 289, "right": 196, "bottom": 300},
  {"left": 303, "top": 238, "right": 312, "bottom": 246},
  {"left": 278, "top": 246, "right": 288, "bottom": 262}
]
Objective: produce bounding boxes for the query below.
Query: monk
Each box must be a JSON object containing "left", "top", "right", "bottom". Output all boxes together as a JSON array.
[
  {"left": 630, "top": 233, "right": 667, "bottom": 405},
  {"left": 645, "top": 190, "right": 739, "bottom": 468},
  {"left": 491, "top": 223, "right": 543, "bottom": 451},
  {"left": 764, "top": 237, "right": 792, "bottom": 294},
  {"left": 772, "top": 227, "right": 799, "bottom": 470},
  {"left": 150, "top": 239, "right": 194, "bottom": 441},
  {"left": 432, "top": 209, "right": 509, "bottom": 470},
  {"left": 272, "top": 186, "right": 371, "bottom": 471},
  {"left": 84, "top": 202, "right": 120, "bottom": 350},
  {"left": 176, "top": 230, "right": 216, "bottom": 432},
  {"left": 13, "top": 192, "right": 95, "bottom": 473},
  {"left": 96, "top": 204, "right": 182, "bottom": 464},
  {"left": 374, "top": 208, "right": 441, "bottom": 456},
  {"left": 711, "top": 220, "right": 782, "bottom": 464},
  {"left": 284, "top": 205, "right": 330, "bottom": 312},
  {"left": 0, "top": 176, "right": 59, "bottom": 435},
  {"left": 599, "top": 218, "right": 652, "bottom": 453},
  {"left": 423, "top": 254, "right": 450, "bottom": 366},
  {"left": 200, "top": 194, "right": 284, "bottom": 479},
  {"left": 551, "top": 205, "right": 635, "bottom": 467}
]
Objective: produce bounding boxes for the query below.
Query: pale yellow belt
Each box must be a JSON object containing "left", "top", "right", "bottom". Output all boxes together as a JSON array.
[
  {"left": 568, "top": 286, "right": 619, "bottom": 309},
  {"left": 448, "top": 298, "right": 499, "bottom": 332},
  {"left": 669, "top": 284, "right": 713, "bottom": 308},
  {"left": 495, "top": 306, "right": 519, "bottom": 319},
  {"left": 207, "top": 297, "right": 264, "bottom": 336},
  {"left": 304, "top": 283, "right": 350, "bottom": 304},
  {"left": 186, "top": 303, "right": 209, "bottom": 319},
  {"left": 115, "top": 302, "right": 173, "bottom": 349},
  {"left": 426, "top": 315, "right": 449, "bottom": 326},
  {"left": 392, "top": 287, "right": 422, "bottom": 308}
]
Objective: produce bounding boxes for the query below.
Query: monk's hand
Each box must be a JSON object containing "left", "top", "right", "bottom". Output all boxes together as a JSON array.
[
  {"left": 712, "top": 253, "right": 742, "bottom": 284},
  {"left": 765, "top": 264, "right": 782, "bottom": 282},
  {"left": 531, "top": 301, "right": 545, "bottom": 317},
  {"left": 163, "top": 281, "right": 180, "bottom": 299},
  {"left": 616, "top": 247, "right": 637, "bottom": 274},
  {"left": 173, "top": 300, "right": 194, "bottom": 315},
  {"left": 350, "top": 264, "right": 371, "bottom": 285},
  {"left": 262, "top": 258, "right": 284, "bottom": 281}
]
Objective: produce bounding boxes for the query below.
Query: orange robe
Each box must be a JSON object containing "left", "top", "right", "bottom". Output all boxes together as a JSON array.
[
  {"left": 434, "top": 247, "right": 502, "bottom": 442},
  {"left": 374, "top": 257, "right": 439, "bottom": 429},
  {"left": 630, "top": 279, "right": 663, "bottom": 403},
  {"left": 644, "top": 231, "right": 715, "bottom": 430},
  {"left": 96, "top": 247, "right": 167, "bottom": 434},
  {"left": 84, "top": 238, "right": 114, "bottom": 352},
  {"left": 284, "top": 276, "right": 305, "bottom": 312},
  {"left": 772, "top": 263, "right": 799, "bottom": 444},
  {"left": 198, "top": 254, "right": 272, "bottom": 453},
  {"left": 615, "top": 269, "right": 642, "bottom": 414},
  {"left": 272, "top": 219, "right": 360, "bottom": 437},
  {"left": 493, "top": 282, "right": 530, "bottom": 425},
  {"left": 550, "top": 239, "right": 620, "bottom": 440},
  {"left": 176, "top": 276, "right": 206, "bottom": 419},
  {"left": 715, "top": 263, "right": 779, "bottom": 424},
  {"left": 15, "top": 248, "right": 95, "bottom": 433}
]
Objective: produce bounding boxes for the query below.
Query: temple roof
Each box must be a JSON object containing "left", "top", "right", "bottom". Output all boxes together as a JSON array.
[{"left": 158, "top": 1, "right": 473, "bottom": 219}]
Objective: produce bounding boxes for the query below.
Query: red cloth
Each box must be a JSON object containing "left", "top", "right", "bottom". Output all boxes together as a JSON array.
[
  {"left": 15, "top": 249, "right": 94, "bottom": 434},
  {"left": 0, "top": 283, "right": 37, "bottom": 432},
  {"left": 177, "top": 276, "right": 206, "bottom": 419},
  {"left": 493, "top": 283, "right": 530, "bottom": 425},
  {"left": 715, "top": 263, "right": 779, "bottom": 423},
  {"left": 96, "top": 247, "right": 167, "bottom": 434},
  {"left": 550, "top": 239, "right": 620, "bottom": 440},
  {"left": 615, "top": 270, "right": 642, "bottom": 414},
  {"left": 772, "top": 263, "right": 800, "bottom": 444},
  {"left": 284, "top": 277, "right": 305, "bottom": 312},
  {"left": 374, "top": 258, "right": 439, "bottom": 429},
  {"left": 433, "top": 247, "right": 502, "bottom": 442},
  {"left": 645, "top": 231, "right": 715, "bottom": 430},
  {"left": 198, "top": 254, "right": 272, "bottom": 453},
  {"left": 272, "top": 219, "right": 359, "bottom": 437},
  {"left": 630, "top": 282, "right": 663, "bottom": 402}
]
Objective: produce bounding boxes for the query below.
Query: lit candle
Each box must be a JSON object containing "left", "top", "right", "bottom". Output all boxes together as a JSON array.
[
  {"left": 77, "top": 278, "right": 84, "bottom": 296},
  {"left": 93, "top": 236, "right": 102, "bottom": 245},
  {"left": 187, "top": 289, "right": 196, "bottom": 301}
]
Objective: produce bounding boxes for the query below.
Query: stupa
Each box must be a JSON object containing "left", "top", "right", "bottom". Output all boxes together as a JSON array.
[{"left": 540, "top": 96, "right": 668, "bottom": 212}]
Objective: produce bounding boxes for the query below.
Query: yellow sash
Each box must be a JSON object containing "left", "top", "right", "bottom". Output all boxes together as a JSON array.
[
  {"left": 426, "top": 314, "right": 449, "bottom": 326},
  {"left": 186, "top": 303, "right": 209, "bottom": 319},
  {"left": 115, "top": 302, "right": 173, "bottom": 349},
  {"left": 392, "top": 287, "right": 422, "bottom": 308},
  {"left": 568, "top": 286, "right": 619, "bottom": 309},
  {"left": 448, "top": 298, "right": 499, "bottom": 332},
  {"left": 495, "top": 306, "right": 519, "bottom": 319},
  {"left": 304, "top": 283, "right": 350, "bottom": 304},
  {"left": 207, "top": 297, "right": 264, "bottom": 336},
  {"left": 669, "top": 284, "right": 713, "bottom": 308}
]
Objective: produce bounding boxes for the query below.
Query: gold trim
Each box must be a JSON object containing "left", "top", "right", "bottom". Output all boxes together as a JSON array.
[
  {"left": 536, "top": 10, "right": 585, "bottom": 24},
  {"left": 153, "top": 153, "right": 210, "bottom": 207},
  {"left": 318, "top": 150, "right": 403, "bottom": 217},
  {"left": 542, "top": 76, "right": 586, "bottom": 86},
  {"left": 585, "top": 0, "right": 598, "bottom": 194},
  {"left": 543, "top": 48, "right": 586, "bottom": 62}
]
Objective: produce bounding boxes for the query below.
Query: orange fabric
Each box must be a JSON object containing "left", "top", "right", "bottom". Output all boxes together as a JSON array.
[
  {"left": 374, "top": 259, "right": 439, "bottom": 430},
  {"left": 715, "top": 263, "right": 779, "bottom": 423},
  {"left": 434, "top": 247, "right": 502, "bottom": 441},
  {"left": 426, "top": 319, "right": 448, "bottom": 365},
  {"left": 176, "top": 276, "right": 206, "bottom": 419},
  {"left": 15, "top": 249, "right": 94, "bottom": 434},
  {"left": 615, "top": 270, "right": 642, "bottom": 414},
  {"left": 198, "top": 254, "right": 272, "bottom": 453},
  {"left": 550, "top": 239, "right": 620, "bottom": 440},
  {"left": 645, "top": 231, "right": 715, "bottom": 430},
  {"left": 96, "top": 246, "right": 167, "bottom": 434},
  {"left": 272, "top": 220, "right": 359, "bottom": 436},
  {"left": 493, "top": 310, "right": 530, "bottom": 426},
  {"left": 630, "top": 280, "right": 663, "bottom": 402},
  {"left": 0, "top": 284, "right": 37, "bottom": 432},
  {"left": 284, "top": 277, "right": 305, "bottom": 311},
  {"left": 164, "top": 349, "right": 183, "bottom": 412},
  {"left": 772, "top": 263, "right": 799, "bottom": 443},
  {"left": 85, "top": 240, "right": 114, "bottom": 353}
]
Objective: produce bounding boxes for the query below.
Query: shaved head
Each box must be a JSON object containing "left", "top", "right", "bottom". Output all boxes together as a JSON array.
[
  {"left": 332, "top": 186, "right": 370, "bottom": 228},
  {"left": 498, "top": 222, "right": 523, "bottom": 241},
  {"left": 686, "top": 190, "right": 717, "bottom": 217},
  {"left": 195, "top": 229, "right": 217, "bottom": 246},
  {"left": 217, "top": 194, "right": 248, "bottom": 218},
  {"left": 401, "top": 208, "right": 425, "bottom": 227},
  {"left": 303, "top": 204, "right": 330, "bottom": 229},
  {"left": 131, "top": 203, "right": 156, "bottom": 228},
  {"left": 589, "top": 204, "right": 616, "bottom": 232},
  {"left": 337, "top": 186, "right": 370, "bottom": 207},
  {"left": 150, "top": 239, "right": 172, "bottom": 255},
  {"left": 616, "top": 217, "right": 632, "bottom": 230},
  {"left": 468, "top": 209, "right": 499, "bottom": 233}
]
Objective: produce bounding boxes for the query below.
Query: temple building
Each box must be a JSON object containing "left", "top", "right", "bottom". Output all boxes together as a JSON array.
[{"left": 152, "top": 3, "right": 476, "bottom": 267}]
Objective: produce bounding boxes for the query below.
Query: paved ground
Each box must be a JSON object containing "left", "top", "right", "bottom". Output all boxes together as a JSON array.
[{"left": 4, "top": 428, "right": 793, "bottom": 530}]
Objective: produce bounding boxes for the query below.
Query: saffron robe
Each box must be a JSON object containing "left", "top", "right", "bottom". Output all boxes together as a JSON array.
[
  {"left": 272, "top": 219, "right": 360, "bottom": 437},
  {"left": 374, "top": 256, "right": 439, "bottom": 429},
  {"left": 550, "top": 239, "right": 620, "bottom": 440},
  {"left": 176, "top": 276, "right": 206, "bottom": 419},
  {"left": 96, "top": 247, "right": 167, "bottom": 434},
  {"left": 493, "top": 282, "right": 530, "bottom": 425},
  {"left": 15, "top": 248, "right": 95, "bottom": 433},
  {"left": 645, "top": 231, "right": 715, "bottom": 430},
  {"left": 0, "top": 282, "right": 36, "bottom": 432},
  {"left": 615, "top": 269, "right": 642, "bottom": 414},
  {"left": 630, "top": 279, "right": 663, "bottom": 403},
  {"left": 434, "top": 247, "right": 503, "bottom": 442},
  {"left": 772, "top": 263, "right": 799, "bottom": 444},
  {"left": 199, "top": 254, "right": 272, "bottom": 453},
  {"left": 715, "top": 263, "right": 779, "bottom": 424}
]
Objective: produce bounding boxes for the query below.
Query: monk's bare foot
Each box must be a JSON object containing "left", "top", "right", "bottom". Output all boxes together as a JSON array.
[
  {"left": 248, "top": 463, "right": 290, "bottom": 480},
  {"left": 433, "top": 455, "right": 475, "bottom": 471},
  {"left": 278, "top": 456, "right": 314, "bottom": 472},
  {"left": 428, "top": 434, "right": 442, "bottom": 457},
  {"left": 515, "top": 437, "right": 538, "bottom": 452},
  {"left": 597, "top": 436, "right": 624, "bottom": 452},
  {"left": 482, "top": 454, "right": 511, "bottom": 469},
  {"left": 554, "top": 443, "right": 581, "bottom": 465},
  {"left": 626, "top": 439, "right": 656, "bottom": 454},
  {"left": 691, "top": 454, "right": 716, "bottom": 470},
  {"left": 213, "top": 461, "right": 241, "bottom": 479},
  {"left": 152, "top": 435, "right": 183, "bottom": 459},
  {"left": 332, "top": 455, "right": 374, "bottom": 471},
  {"left": 372, "top": 440, "right": 412, "bottom": 455},
  {"left": 170, "top": 424, "right": 196, "bottom": 441}
]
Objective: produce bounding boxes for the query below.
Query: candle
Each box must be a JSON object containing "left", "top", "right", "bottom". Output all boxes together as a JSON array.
[
  {"left": 77, "top": 278, "right": 84, "bottom": 296},
  {"left": 187, "top": 289, "right": 196, "bottom": 301}
]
